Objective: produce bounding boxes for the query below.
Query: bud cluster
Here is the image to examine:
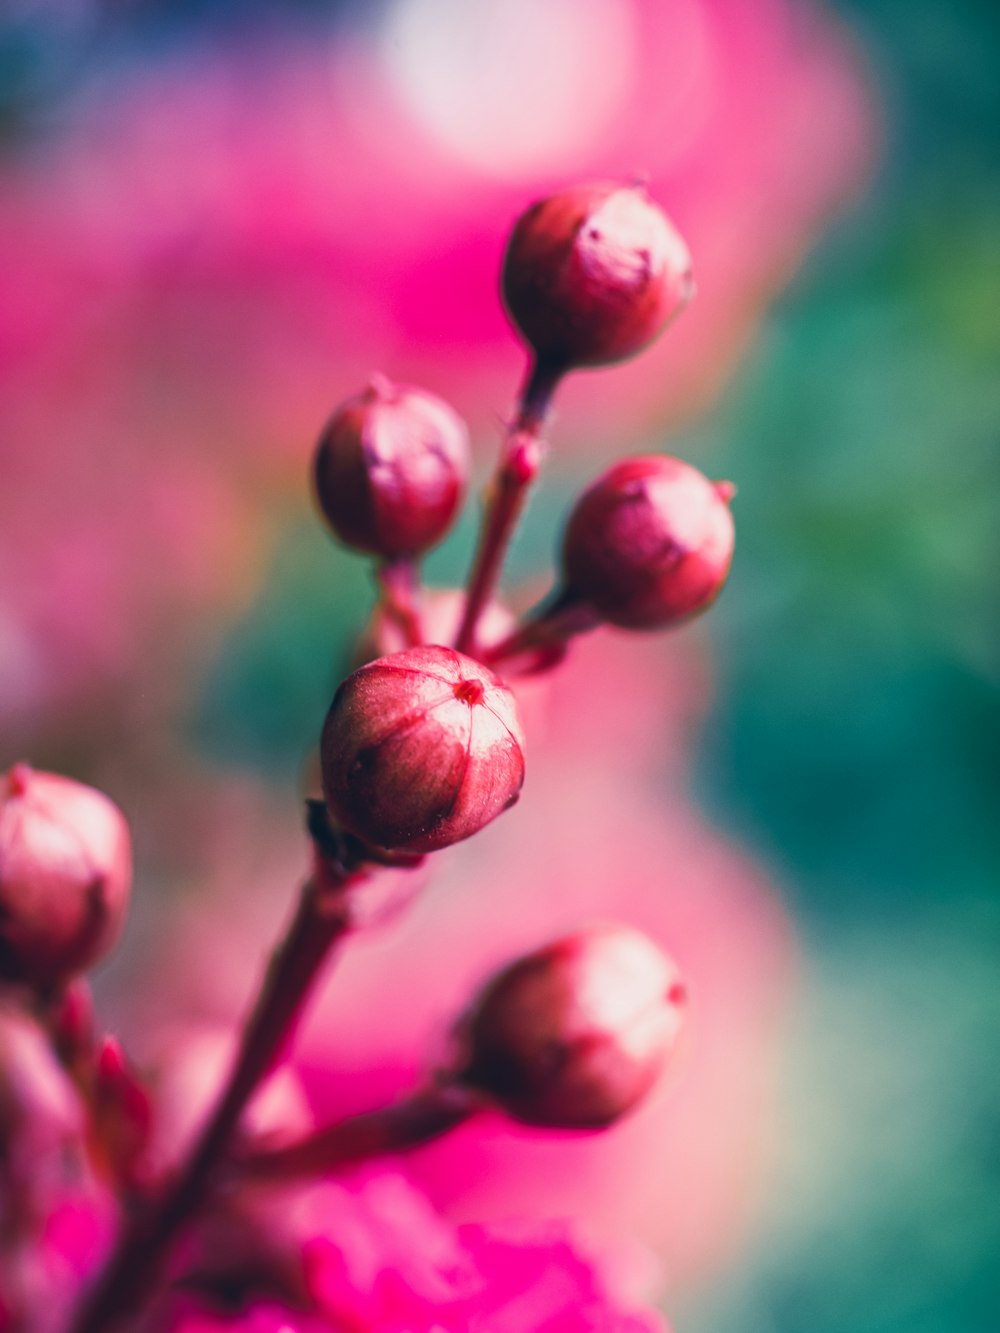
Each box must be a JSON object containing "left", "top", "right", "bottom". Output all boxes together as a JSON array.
[
  {"left": 1, "top": 179, "right": 734, "bottom": 1332},
  {"left": 312, "top": 180, "right": 733, "bottom": 853}
]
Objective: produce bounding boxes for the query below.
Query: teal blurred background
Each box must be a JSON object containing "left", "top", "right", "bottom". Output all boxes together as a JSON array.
[
  {"left": 681, "top": 2, "right": 1000, "bottom": 1329},
  {"left": 2, "top": 0, "right": 997, "bottom": 1329}
]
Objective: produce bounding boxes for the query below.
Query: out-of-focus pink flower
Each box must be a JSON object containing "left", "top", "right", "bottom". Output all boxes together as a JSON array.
[
  {"left": 158, "top": 1167, "right": 665, "bottom": 1332},
  {"left": 0, "top": 0, "right": 872, "bottom": 440},
  {"left": 0, "top": 1006, "right": 116, "bottom": 1332},
  {"left": 163, "top": 1303, "right": 327, "bottom": 1333},
  {"left": 39, "top": 1195, "right": 116, "bottom": 1309},
  {"left": 0, "top": 0, "right": 870, "bottom": 722}
]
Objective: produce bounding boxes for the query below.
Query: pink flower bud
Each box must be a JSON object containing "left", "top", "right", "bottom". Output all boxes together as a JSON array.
[
  {"left": 91, "top": 1036, "right": 155, "bottom": 1191},
  {"left": 562, "top": 456, "right": 735, "bottom": 629},
  {"left": 0, "top": 765, "right": 132, "bottom": 988},
  {"left": 501, "top": 182, "right": 694, "bottom": 370},
  {"left": 313, "top": 375, "right": 470, "bottom": 558},
  {"left": 456, "top": 924, "right": 686, "bottom": 1129},
  {"left": 321, "top": 646, "right": 525, "bottom": 855}
]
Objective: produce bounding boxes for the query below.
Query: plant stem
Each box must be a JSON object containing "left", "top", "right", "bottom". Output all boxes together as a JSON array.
[
  {"left": 484, "top": 589, "right": 600, "bottom": 671},
  {"left": 376, "top": 558, "right": 423, "bottom": 648},
  {"left": 453, "top": 359, "right": 563, "bottom": 657},
  {"left": 68, "top": 869, "right": 361, "bottom": 1333},
  {"left": 239, "top": 1082, "right": 479, "bottom": 1182}
]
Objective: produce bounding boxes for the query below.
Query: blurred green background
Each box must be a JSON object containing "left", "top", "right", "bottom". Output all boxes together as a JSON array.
[
  {"left": 2, "top": 0, "right": 997, "bottom": 1329},
  {"left": 681, "top": 2, "right": 1000, "bottom": 1329}
]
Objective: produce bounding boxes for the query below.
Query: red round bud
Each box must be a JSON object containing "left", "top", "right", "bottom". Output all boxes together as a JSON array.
[
  {"left": 457, "top": 924, "right": 685, "bottom": 1129},
  {"left": 0, "top": 764, "right": 132, "bottom": 988},
  {"left": 313, "top": 375, "right": 470, "bottom": 558},
  {"left": 320, "top": 646, "right": 525, "bottom": 854},
  {"left": 501, "top": 182, "right": 694, "bottom": 370},
  {"left": 561, "top": 455, "right": 735, "bottom": 629}
]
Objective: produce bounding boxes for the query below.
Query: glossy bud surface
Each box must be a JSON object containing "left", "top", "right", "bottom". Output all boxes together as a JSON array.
[
  {"left": 0, "top": 765, "right": 132, "bottom": 987},
  {"left": 562, "top": 455, "right": 735, "bottom": 629},
  {"left": 501, "top": 182, "right": 693, "bottom": 369},
  {"left": 321, "top": 646, "right": 525, "bottom": 854},
  {"left": 313, "top": 376, "right": 469, "bottom": 558},
  {"left": 458, "top": 923, "right": 685, "bottom": 1129}
]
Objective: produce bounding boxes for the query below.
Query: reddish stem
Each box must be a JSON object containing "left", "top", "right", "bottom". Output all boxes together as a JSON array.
[
  {"left": 68, "top": 870, "right": 361, "bottom": 1333},
  {"left": 453, "top": 359, "right": 563, "bottom": 656},
  {"left": 239, "top": 1082, "right": 479, "bottom": 1182},
  {"left": 484, "top": 589, "right": 601, "bottom": 671},
  {"left": 376, "top": 558, "right": 423, "bottom": 648}
]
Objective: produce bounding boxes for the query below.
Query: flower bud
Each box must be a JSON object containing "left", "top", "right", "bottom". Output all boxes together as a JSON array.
[
  {"left": 321, "top": 646, "right": 525, "bottom": 855},
  {"left": 501, "top": 182, "right": 694, "bottom": 369},
  {"left": 313, "top": 376, "right": 470, "bottom": 558},
  {"left": 456, "top": 924, "right": 685, "bottom": 1129},
  {"left": 91, "top": 1036, "right": 155, "bottom": 1191},
  {"left": 0, "top": 765, "right": 132, "bottom": 988},
  {"left": 561, "top": 455, "right": 735, "bottom": 629}
]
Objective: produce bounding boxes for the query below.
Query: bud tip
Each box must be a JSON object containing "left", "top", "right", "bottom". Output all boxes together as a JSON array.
[
  {"left": 454, "top": 678, "right": 486, "bottom": 706},
  {"left": 7, "top": 763, "right": 31, "bottom": 797},
  {"left": 97, "top": 1036, "right": 127, "bottom": 1082}
]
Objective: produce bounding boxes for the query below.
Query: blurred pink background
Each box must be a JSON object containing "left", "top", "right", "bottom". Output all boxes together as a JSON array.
[
  {"left": 0, "top": 0, "right": 874, "bottom": 1325},
  {"left": 0, "top": 0, "right": 870, "bottom": 732}
]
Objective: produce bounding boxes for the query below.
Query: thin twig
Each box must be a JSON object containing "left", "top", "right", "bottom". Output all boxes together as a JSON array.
[
  {"left": 453, "top": 359, "right": 563, "bottom": 656},
  {"left": 239, "top": 1082, "right": 480, "bottom": 1182}
]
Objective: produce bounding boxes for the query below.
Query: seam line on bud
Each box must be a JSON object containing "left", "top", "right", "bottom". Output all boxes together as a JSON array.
[
  {"left": 455, "top": 720, "right": 476, "bottom": 814},
  {"left": 482, "top": 703, "right": 523, "bottom": 752},
  {"left": 359, "top": 661, "right": 457, "bottom": 690},
  {"left": 373, "top": 695, "right": 458, "bottom": 738}
]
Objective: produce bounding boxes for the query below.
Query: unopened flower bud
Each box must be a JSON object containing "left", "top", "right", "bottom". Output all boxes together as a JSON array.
[
  {"left": 456, "top": 924, "right": 685, "bottom": 1129},
  {"left": 91, "top": 1036, "right": 155, "bottom": 1190},
  {"left": 321, "top": 646, "right": 525, "bottom": 854},
  {"left": 0, "top": 765, "right": 132, "bottom": 988},
  {"left": 501, "top": 182, "right": 694, "bottom": 370},
  {"left": 562, "top": 455, "right": 735, "bottom": 629},
  {"left": 313, "top": 376, "right": 470, "bottom": 558}
]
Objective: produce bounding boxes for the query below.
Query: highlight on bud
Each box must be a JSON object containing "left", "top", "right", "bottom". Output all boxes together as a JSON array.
[
  {"left": 313, "top": 375, "right": 470, "bottom": 558},
  {"left": 453, "top": 923, "right": 686, "bottom": 1129},
  {"left": 561, "top": 455, "right": 735, "bottom": 630},
  {"left": 501, "top": 181, "right": 694, "bottom": 371},
  {"left": 320, "top": 646, "right": 525, "bottom": 855},
  {"left": 0, "top": 764, "right": 132, "bottom": 988}
]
